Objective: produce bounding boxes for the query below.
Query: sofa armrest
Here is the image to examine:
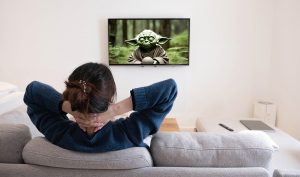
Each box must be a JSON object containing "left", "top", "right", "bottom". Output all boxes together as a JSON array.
[
  {"left": 151, "top": 132, "right": 274, "bottom": 168},
  {"left": 273, "top": 169, "right": 300, "bottom": 177},
  {"left": 0, "top": 124, "right": 32, "bottom": 163}
]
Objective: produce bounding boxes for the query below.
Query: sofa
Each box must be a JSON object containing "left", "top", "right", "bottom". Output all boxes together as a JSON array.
[{"left": 0, "top": 123, "right": 296, "bottom": 177}]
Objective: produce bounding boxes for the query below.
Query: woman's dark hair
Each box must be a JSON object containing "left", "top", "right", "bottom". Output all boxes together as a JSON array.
[{"left": 62, "top": 62, "right": 116, "bottom": 114}]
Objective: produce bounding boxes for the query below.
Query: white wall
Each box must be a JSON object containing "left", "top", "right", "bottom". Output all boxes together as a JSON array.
[
  {"left": 271, "top": 0, "right": 300, "bottom": 140},
  {"left": 0, "top": 0, "right": 274, "bottom": 129}
]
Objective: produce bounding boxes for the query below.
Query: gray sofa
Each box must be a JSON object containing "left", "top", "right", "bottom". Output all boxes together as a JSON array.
[{"left": 0, "top": 123, "right": 289, "bottom": 177}]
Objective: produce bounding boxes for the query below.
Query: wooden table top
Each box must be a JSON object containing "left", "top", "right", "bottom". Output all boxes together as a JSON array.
[{"left": 159, "top": 118, "right": 180, "bottom": 132}]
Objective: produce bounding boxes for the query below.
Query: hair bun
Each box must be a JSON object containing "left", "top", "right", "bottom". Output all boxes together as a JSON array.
[{"left": 65, "top": 80, "right": 94, "bottom": 95}]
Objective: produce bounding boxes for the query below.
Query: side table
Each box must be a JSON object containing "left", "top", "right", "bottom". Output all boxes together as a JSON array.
[
  {"left": 196, "top": 118, "right": 300, "bottom": 173},
  {"left": 159, "top": 118, "right": 180, "bottom": 132}
]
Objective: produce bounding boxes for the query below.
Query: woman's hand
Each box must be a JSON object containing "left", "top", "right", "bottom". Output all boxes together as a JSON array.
[
  {"left": 62, "top": 101, "right": 106, "bottom": 134},
  {"left": 73, "top": 113, "right": 110, "bottom": 132},
  {"left": 74, "top": 105, "right": 115, "bottom": 132},
  {"left": 86, "top": 97, "right": 133, "bottom": 132},
  {"left": 62, "top": 97, "right": 133, "bottom": 133}
]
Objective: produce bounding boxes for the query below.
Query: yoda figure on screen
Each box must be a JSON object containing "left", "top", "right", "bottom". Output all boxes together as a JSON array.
[{"left": 125, "top": 30, "right": 170, "bottom": 64}]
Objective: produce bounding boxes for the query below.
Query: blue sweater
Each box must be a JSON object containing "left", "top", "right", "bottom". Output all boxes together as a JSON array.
[{"left": 23, "top": 79, "right": 177, "bottom": 152}]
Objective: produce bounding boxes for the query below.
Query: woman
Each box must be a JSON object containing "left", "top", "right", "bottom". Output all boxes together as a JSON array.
[{"left": 23, "top": 62, "right": 177, "bottom": 153}]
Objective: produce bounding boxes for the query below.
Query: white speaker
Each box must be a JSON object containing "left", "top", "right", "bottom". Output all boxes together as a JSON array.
[{"left": 254, "top": 101, "right": 277, "bottom": 126}]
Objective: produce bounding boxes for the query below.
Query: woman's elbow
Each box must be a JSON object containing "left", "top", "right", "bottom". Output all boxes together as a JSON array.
[{"left": 23, "top": 81, "right": 39, "bottom": 104}]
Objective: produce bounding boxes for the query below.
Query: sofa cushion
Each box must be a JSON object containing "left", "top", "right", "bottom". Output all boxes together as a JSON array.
[
  {"left": 0, "top": 124, "right": 32, "bottom": 163},
  {"left": 22, "top": 137, "right": 153, "bottom": 169},
  {"left": 150, "top": 132, "right": 274, "bottom": 168},
  {"left": 273, "top": 169, "right": 300, "bottom": 177}
]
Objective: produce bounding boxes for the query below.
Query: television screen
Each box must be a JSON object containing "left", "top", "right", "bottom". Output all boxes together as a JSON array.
[{"left": 108, "top": 18, "right": 190, "bottom": 65}]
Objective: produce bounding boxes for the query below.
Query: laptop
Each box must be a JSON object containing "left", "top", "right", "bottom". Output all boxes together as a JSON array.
[{"left": 240, "top": 120, "right": 275, "bottom": 131}]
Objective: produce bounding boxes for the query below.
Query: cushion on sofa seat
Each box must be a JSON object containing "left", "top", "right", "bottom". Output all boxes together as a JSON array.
[
  {"left": 0, "top": 124, "right": 32, "bottom": 163},
  {"left": 150, "top": 132, "right": 274, "bottom": 168},
  {"left": 22, "top": 137, "right": 153, "bottom": 169}
]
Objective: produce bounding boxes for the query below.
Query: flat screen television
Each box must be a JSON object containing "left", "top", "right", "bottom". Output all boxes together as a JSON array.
[{"left": 108, "top": 18, "right": 190, "bottom": 65}]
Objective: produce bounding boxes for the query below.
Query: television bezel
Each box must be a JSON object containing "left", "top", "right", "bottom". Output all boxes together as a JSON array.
[{"left": 107, "top": 18, "right": 190, "bottom": 66}]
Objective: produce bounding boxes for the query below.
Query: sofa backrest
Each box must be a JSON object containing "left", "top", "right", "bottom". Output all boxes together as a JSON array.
[
  {"left": 22, "top": 137, "right": 153, "bottom": 170},
  {"left": 150, "top": 132, "right": 274, "bottom": 169},
  {"left": 0, "top": 124, "right": 32, "bottom": 163}
]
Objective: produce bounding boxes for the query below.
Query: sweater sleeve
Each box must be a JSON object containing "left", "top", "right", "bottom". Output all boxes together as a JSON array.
[
  {"left": 123, "top": 79, "right": 177, "bottom": 146},
  {"left": 130, "top": 78, "right": 177, "bottom": 112},
  {"left": 23, "top": 81, "right": 63, "bottom": 114},
  {"left": 23, "top": 81, "right": 73, "bottom": 142}
]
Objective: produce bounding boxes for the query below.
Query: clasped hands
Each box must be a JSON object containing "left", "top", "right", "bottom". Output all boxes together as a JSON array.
[
  {"left": 62, "top": 97, "right": 132, "bottom": 135},
  {"left": 62, "top": 101, "right": 114, "bottom": 135},
  {"left": 72, "top": 111, "right": 111, "bottom": 135}
]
